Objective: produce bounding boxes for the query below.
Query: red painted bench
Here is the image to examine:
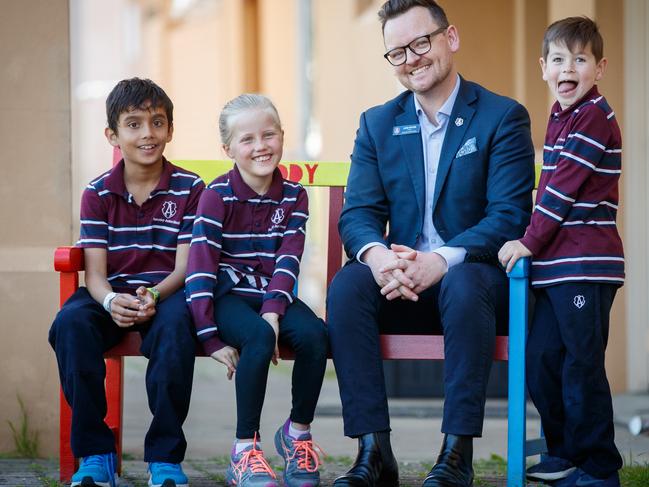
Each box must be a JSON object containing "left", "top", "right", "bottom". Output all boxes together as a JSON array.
[{"left": 55, "top": 160, "right": 534, "bottom": 485}]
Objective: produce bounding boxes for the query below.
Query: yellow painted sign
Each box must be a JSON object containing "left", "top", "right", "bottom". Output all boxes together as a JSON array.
[
  {"left": 173, "top": 160, "right": 351, "bottom": 187},
  {"left": 174, "top": 160, "right": 541, "bottom": 189}
]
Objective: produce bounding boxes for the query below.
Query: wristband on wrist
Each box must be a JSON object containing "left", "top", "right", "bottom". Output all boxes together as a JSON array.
[
  {"left": 103, "top": 292, "right": 117, "bottom": 313},
  {"left": 146, "top": 287, "right": 160, "bottom": 304}
]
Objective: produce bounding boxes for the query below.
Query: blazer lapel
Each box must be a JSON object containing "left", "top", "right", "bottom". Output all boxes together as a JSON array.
[
  {"left": 433, "top": 79, "right": 476, "bottom": 210},
  {"left": 396, "top": 94, "right": 425, "bottom": 220}
]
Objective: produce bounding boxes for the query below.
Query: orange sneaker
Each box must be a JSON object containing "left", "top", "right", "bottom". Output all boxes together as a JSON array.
[
  {"left": 274, "top": 419, "right": 323, "bottom": 487},
  {"left": 226, "top": 436, "right": 278, "bottom": 487}
]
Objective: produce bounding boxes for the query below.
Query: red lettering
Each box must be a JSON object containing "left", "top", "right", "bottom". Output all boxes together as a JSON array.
[
  {"left": 305, "top": 163, "right": 318, "bottom": 184},
  {"left": 288, "top": 164, "right": 304, "bottom": 183},
  {"left": 278, "top": 163, "right": 288, "bottom": 179}
]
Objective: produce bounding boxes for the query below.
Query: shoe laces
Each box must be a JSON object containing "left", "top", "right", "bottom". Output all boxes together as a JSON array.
[
  {"left": 233, "top": 436, "right": 277, "bottom": 479},
  {"left": 81, "top": 454, "right": 116, "bottom": 487},
  {"left": 288, "top": 438, "right": 325, "bottom": 473}
]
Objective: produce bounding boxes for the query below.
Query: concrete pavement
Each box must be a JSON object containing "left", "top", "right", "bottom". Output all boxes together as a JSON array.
[
  {"left": 2, "top": 358, "right": 648, "bottom": 486},
  {"left": 122, "top": 357, "right": 649, "bottom": 465}
]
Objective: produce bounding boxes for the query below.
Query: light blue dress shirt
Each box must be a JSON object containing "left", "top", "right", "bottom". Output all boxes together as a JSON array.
[
  {"left": 412, "top": 75, "right": 467, "bottom": 268},
  {"left": 358, "top": 74, "right": 467, "bottom": 269}
]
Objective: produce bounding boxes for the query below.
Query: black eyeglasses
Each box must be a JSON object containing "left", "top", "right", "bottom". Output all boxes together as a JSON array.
[{"left": 383, "top": 26, "right": 448, "bottom": 66}]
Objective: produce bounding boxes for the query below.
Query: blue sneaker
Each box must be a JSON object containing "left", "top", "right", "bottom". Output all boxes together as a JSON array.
[
  {"left": 70, "top": 453, "right": 117, "bottom": 487},
  {"left": 148, "top": 462, "right": 189, "bottom": 487},
  {"left": 226, "top": 440, "right": 278, "bottom": 487},
  {"left": 274, "top": 419, "right": 322, "bottom": 487},
  {"left": 575, "top": 469, "right": 620, "bottom": 487},
  {"left": 552, "top": 468, "right": 581, "bottom": 487},
  {"left": 526, "top": 455, "right": 576, "bottom": 481}
]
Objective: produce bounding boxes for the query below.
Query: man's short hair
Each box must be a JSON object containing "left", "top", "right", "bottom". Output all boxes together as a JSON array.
[
  {"left": 542, "top": 16, "right": 604, "bottom": 62},
  {"left": 106, "top": 77, "right": 174, "bottom": 133},
  {"left": 378, "top": 0, "right": 449, "bottom": 32}
]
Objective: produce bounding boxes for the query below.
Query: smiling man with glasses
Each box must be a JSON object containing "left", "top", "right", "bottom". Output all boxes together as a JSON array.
[
  {"left": 326, "top": 1, "right": 536, "bottom": 486},
  {"left": 383, "top": 25, "right": 448, "bottom": 66}
]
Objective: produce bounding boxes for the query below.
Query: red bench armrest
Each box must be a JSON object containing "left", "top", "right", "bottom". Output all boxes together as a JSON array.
[
  {"left": 54, "top": 246, "right": 85, "bottom": 272},
  {"left": 55, "top": 246, "right": 84, "bottom": 307}
]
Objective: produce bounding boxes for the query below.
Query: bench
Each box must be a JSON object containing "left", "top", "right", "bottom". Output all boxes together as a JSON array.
[{"left": 54, "top": 159, "right": 539, "bottom": 486}]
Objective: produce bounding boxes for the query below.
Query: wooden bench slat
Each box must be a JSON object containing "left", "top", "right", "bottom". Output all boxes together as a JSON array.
[{"left": 380, "top": 335, "right": 509, "bottom": 361}]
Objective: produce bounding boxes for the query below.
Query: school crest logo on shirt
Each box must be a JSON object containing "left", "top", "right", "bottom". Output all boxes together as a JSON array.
[
  {"left": 573, "top": 295, "right": 586, "bottom": 309},
  {"left": 271, "top": 208, "right": 285, "bottom": 225},
  {"left": 161, "top": 201, "right": 177, "bottom": 219}
]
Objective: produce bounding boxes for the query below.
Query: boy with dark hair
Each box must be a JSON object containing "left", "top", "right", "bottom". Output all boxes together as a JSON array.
[
  {"left": 49, "top": 77, "right": 204, "bottom": 487},
  {"left": 499, "top": 16, "right": 623, "bottom": 487}
]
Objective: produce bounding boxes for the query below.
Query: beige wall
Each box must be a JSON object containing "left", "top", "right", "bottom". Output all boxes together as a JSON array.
[
  {"left": 149, "top": 0, "right": 301, "bottom": 161},
  {"left": 313, "top": 0, "right": 394, "bottom": 161},
  {"left": 0, "top": 0, "right": 71, "bottom": 455},
  {"left": 623, "top": 0, "right": 649, "bottom": 392},
  {"left": 259, "top": 0, "right": 300, "bottom": 156},
  {"left": 513, "top": 0, "right": 550, "bottom": 148},
  {"left": 596, "top": 0, "right": 627, "bottom": 392},
  {"left": 163, "top": 3, "right": 227, "bottom": 160}
]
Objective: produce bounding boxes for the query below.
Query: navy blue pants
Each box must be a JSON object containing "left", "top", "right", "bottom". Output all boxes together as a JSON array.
[
  {"left": 213, "top": 293, "right": 328, "bottom": 439},
  {"left": 48, "top": 287, "right": 196, "bottom": 463},
  {"left": 327, "top": 261, "right": 508, "bottom": 438},
  {"left": 527, "top": 283, "right": 622, "bottom": 478}
]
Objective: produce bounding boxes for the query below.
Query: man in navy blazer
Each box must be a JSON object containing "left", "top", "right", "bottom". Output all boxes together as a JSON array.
[{"left": 327, "top": 1, "right": 535, "bottom": 486}]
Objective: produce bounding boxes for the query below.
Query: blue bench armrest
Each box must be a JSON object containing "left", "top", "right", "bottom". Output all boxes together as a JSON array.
[{"left": 507, "top": 257, "right": 530, "bottom": 487}]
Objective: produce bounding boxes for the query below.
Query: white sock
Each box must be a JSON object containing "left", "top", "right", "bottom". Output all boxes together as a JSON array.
[
  {"left": 234, "top": 440, "right": 256, "bottom": 454},
  {"left": 289, "top": 422, "right": 310, "bottom": 439}
]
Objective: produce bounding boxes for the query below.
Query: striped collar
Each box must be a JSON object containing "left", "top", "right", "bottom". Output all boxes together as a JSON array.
[
  {"left": 104, "top": 158, "right": 174, "bottom": 197},
  {"left": 229, "top": 164, "right": 284, "bottom": 202},
  {"left": 551, "top": 85, "right": 600, "bottom": 121}
]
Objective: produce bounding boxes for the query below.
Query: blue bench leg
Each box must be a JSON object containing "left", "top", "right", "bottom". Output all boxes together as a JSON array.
[{"left": 507, "top": 258, "right": 530, "bottom": 487}]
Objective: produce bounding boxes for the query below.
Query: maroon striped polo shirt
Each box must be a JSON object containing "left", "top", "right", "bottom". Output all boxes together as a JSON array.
[
  {"left": 77, "top": 158, "right": 205, "bottom": 292},
  {"left": 520, "top": 86, "right": 624, "bottom": 287},
  {"left": 185, "top": 165, "right": 309, "bottom": 355}
]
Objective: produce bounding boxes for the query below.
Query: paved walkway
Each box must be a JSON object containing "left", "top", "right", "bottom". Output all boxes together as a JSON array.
[
  {"left": 1, "top": 457, "right": 539, "bottom": 487},
  {"left": 123, "top": 358, "right": 649, "bottom": 464},
  {"left": 123, "top": 358, "right": 547, "bottom": 462},
  {"left": 2, "top": 358, "right": 648, "bottom": 486}
]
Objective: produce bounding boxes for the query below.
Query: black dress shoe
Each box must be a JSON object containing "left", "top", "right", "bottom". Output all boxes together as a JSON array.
[
  {"left": 333, "top": 431, "right": 399, "bottom": 486},
  {"left": 422, "top": 434, "right": 474, "bottom": 487}
]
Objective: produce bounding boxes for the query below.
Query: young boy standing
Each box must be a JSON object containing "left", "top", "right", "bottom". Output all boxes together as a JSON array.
[
  {"left": 49, "top": 78, "right": 204, "bottom": 487},
  {"left": 499, "top": 17, "right": 623, "bottom": 487}
]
